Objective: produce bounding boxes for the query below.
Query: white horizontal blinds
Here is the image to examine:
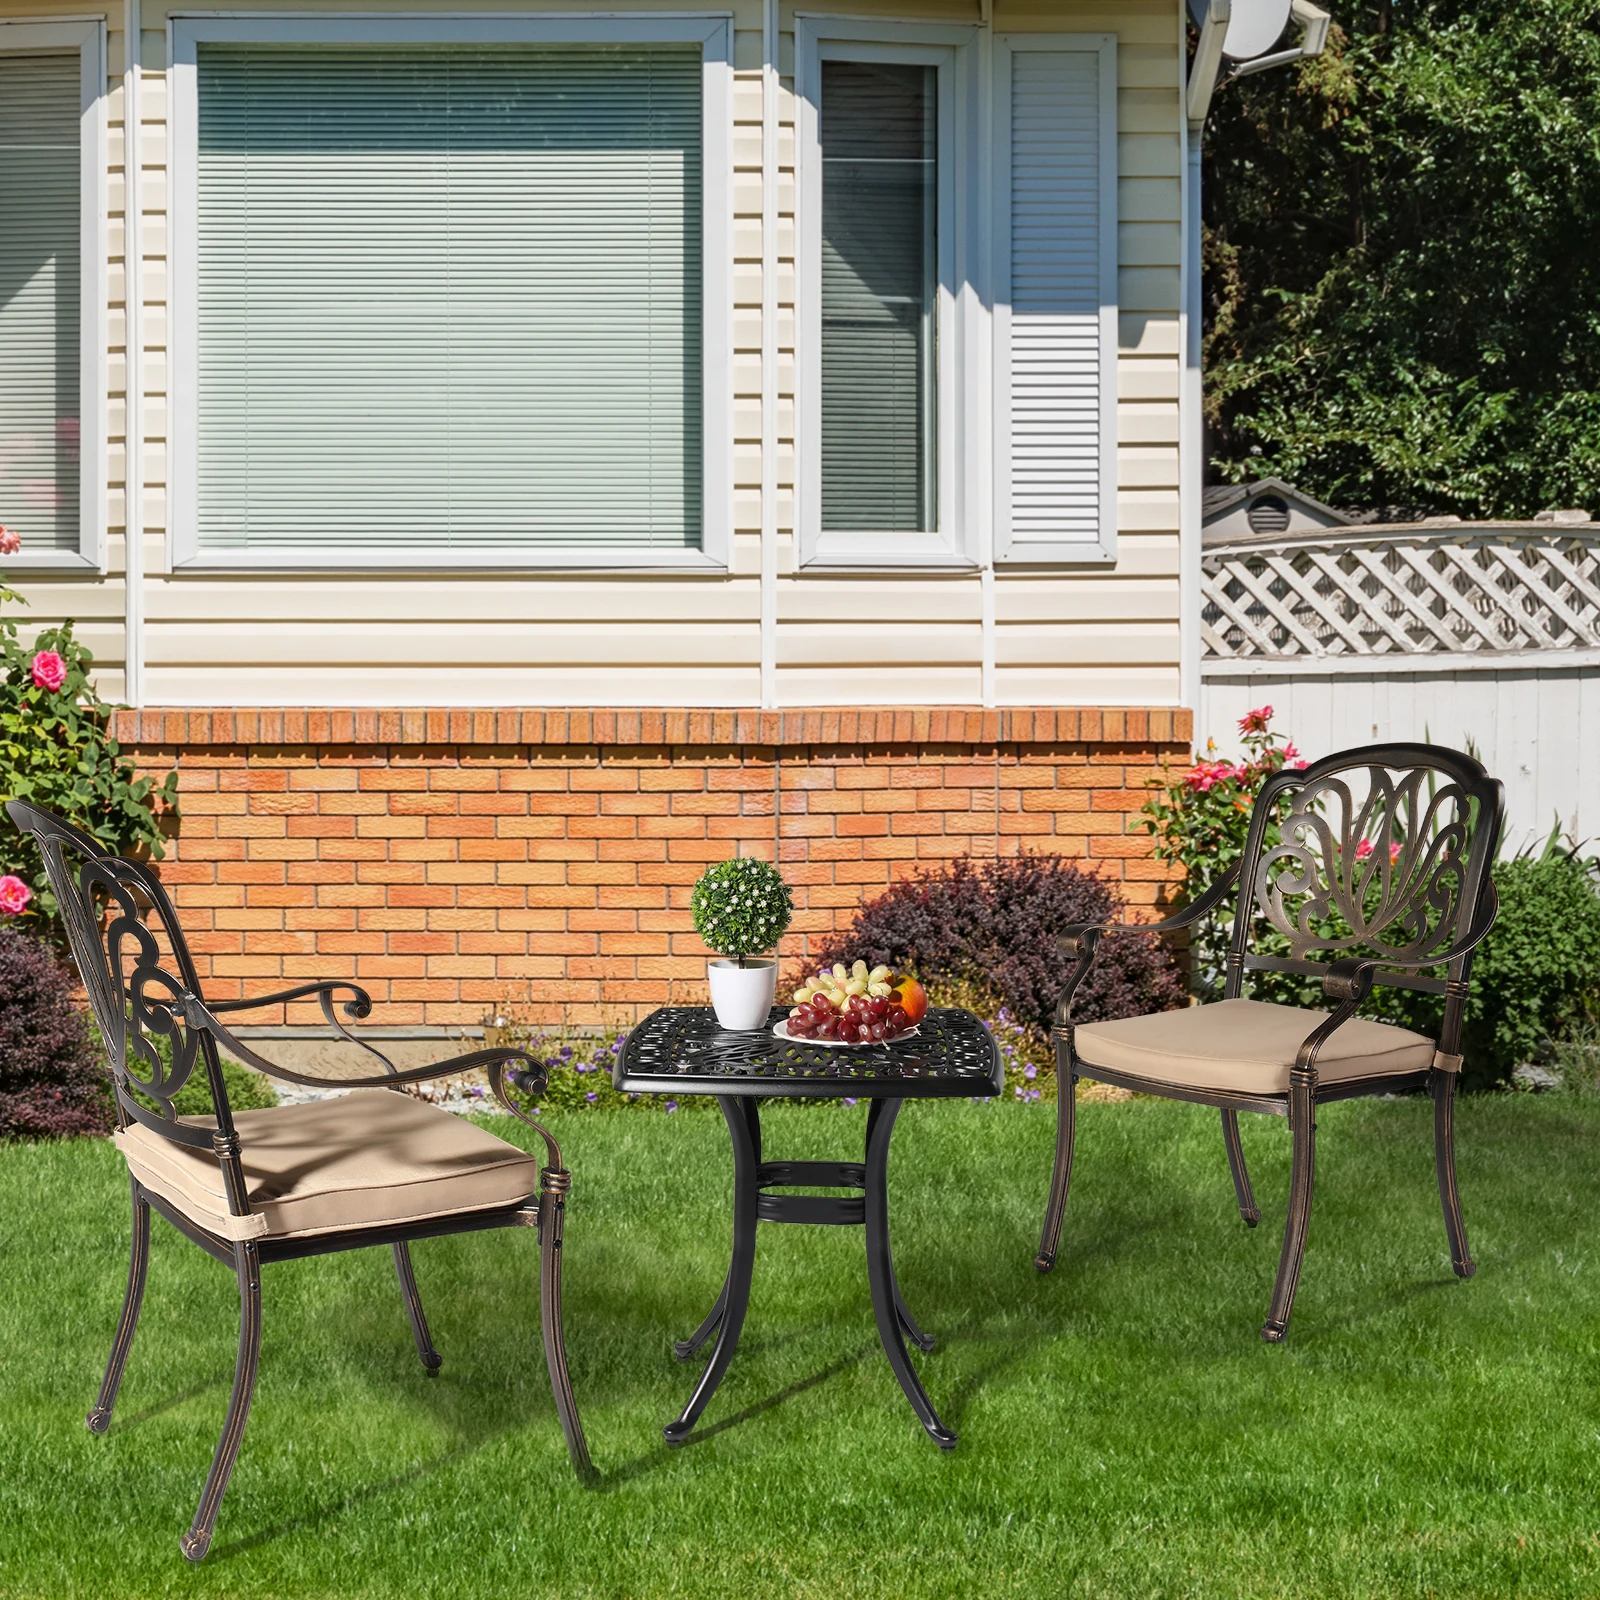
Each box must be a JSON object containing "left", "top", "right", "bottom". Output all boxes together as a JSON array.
[
  {"left": 0, "top": 55, "right": 81, "bottom": 552},
  {"left": 196, "top": 45, "right": 703, "bottom": 551},
  {"left": 1007, "top": 48, "right": 1102, "bottom": 548},
  {"left": 820, "top": 61, "right": 936, "bottom": 533}
]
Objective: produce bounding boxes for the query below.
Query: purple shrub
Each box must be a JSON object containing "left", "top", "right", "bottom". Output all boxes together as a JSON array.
[
  {"left": 0, "top": 926, "right": 112, "bottom": 1139},
  {"left": 807, "top": 854, "right": 1186, "bottom": 1034}
]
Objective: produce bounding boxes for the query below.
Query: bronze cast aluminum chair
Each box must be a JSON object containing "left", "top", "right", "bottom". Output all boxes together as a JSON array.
[
  {"left": 1034, "top": 742, "right": 1503, "bottom": 1342},
  {"left": 8, "top": 801, "right": 590, "bottom": 1561}
]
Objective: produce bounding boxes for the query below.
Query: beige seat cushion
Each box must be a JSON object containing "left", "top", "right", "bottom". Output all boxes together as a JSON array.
[
  {"left": 1074, "top": 997, "right": 1436, "bottom": 1098},
  {"left": 113, "top": 1090, "right": 542, "bottom": 1243}
]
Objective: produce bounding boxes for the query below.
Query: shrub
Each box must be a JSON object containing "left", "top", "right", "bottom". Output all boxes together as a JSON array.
[
  {"left": 0, "top": 577, "right": 179, "bottom": 935},
  {"left": 482, "top": 1014, "right": 714, "bottom": 1114},
  {"left": 805, "top": 853, "right": 1187, "bottom": 1039},
  {"left": 0, "top": 926, "right": 112, "bottom": 1139}
]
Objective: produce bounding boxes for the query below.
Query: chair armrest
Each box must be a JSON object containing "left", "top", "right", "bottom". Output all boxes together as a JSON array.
[
  {"left": 1055, "top": 862, "right": 1242, "bottom": 958},
  {"left": 206, "top": 980, "right": 375, "bottom": 1019}
]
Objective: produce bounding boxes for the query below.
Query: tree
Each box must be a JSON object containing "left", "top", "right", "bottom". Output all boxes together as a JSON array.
[{"left": 1203, "top": 0, "right": 1600, "bottom": 519}]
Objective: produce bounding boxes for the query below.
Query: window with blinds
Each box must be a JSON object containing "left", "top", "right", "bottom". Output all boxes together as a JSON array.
[
  {"left": 195, "top": 44, "right": 703, "bottom": 554},
  {"left": 994, "top": 39, "right": 1116, "bottom": 563},
  {"left": 819, "top": 60, "right": 937, "bottom": 534},
  {"left": 0, "top": 53, "right": 81, "bottom": 553}
]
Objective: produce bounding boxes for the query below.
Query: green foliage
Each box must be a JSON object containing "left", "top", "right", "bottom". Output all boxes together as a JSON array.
[
  {"left": 1204, "top": 0, "right": 1600, "bottom": 517},
  {"left": 1458, "top": 842, "right": 1600, "bottom": 1089},
  {"left": 0, "top": 582, "right": 179, "bottom": 933},
  {"left": 485, "top": 1014, "right": 714, "bottom": 1113},
  {"left": 169, "top": 1056, "right": 280, "bottom": 1116},
  {"left": 690, "top": 856, "right": 793, "bottom": 962}
]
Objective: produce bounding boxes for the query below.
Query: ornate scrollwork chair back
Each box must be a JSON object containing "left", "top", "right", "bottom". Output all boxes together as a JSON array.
[
  {"left": 5, "top": 800, "right": 590, "bottom": 1562},
  {"left": 1033, "top": 742, "right": 1502, "bottom": 1345}
]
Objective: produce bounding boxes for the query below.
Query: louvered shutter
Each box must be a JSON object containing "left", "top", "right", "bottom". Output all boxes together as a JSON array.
[
  {"left": 819, "top": 60, "right": 937, "bottom": 534},
  {"left": 0, "top": 54, "right": 81, "bottom": 552},
  {"left": 994, "top": 38, "right": 1116, "bottom": 563},
  {"left": 195, "top": 45, "right": 703, "bottom": 552}
]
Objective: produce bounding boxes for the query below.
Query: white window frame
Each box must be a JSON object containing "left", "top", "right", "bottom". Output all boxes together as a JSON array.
[
  {"left": 795, "top": 16, "right": 980, "bottom": 570},
  {"left": 991, "top": 31, "right": 1118, "bottom": 566},
  {"left": 0, "top": 18, "right": 108, "bottom": 574},
  {"left": 167, "top": 12, "right": 733, "bottom": 573}
]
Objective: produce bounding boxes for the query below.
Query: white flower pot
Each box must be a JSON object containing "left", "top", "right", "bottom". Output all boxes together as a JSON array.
[{"left": 707, "top": 958, "right": 778, "bottom": 1031}]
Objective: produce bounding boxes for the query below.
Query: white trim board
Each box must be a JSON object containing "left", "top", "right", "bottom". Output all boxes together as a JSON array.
[
  {"left": 0, "top": 19, "right": 109, "bottom": 575},
  {"left": 165, "top": 12, "right": 733, "bottom": 574}
]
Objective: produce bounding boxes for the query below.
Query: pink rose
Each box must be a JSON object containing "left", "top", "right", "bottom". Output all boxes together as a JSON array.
[
  {"left": 31, "top": 650, "right": 66, "bottom": 692},
  {"left": 1238, "top": 705, "right": 1274, "bottom": 734},
  {"left": 0, "top": 526, "right": 18, "bottom": 555},
  {"left": 1355, "top": 838, "right": 1374, "bottom": 860},
  {"left": 0, "top": 875, "right": 32, "bottom": 916}
]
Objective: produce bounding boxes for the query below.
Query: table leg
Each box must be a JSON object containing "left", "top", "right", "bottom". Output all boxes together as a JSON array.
[
  {"left": 863, "top": 1098, "right": 955, "bottom": 1449},
  {"left": 664, "top": 1096, "right": 760, "bottom": 1444},
  {"left": 673, "top": 1276, "right": 729, "bottom": 1362}
]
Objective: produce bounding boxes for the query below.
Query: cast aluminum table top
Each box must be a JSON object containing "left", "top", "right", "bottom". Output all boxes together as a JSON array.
[{"left": 615, "top": 1005, "right": 1003, "bottom": 1448}]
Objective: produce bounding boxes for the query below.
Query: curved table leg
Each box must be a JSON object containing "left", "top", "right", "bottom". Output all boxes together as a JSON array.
[
  {"left": 864, "top": 1098, "right": 955, "bottom": 1448},
  {"left": 674, "top": 1276, "right": 730, "bottom": 1362},
  {"left": 664, "top": 1096, "right": 759, "bottom": 1444}
]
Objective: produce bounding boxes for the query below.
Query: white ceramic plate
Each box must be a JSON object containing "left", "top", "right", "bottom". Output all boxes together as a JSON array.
[{"left": 771, "top": 1019, "right": 921, "bottom": 1049}]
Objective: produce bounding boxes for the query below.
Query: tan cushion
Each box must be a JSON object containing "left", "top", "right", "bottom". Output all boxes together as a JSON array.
[
  {"left": 1073, "top": 998, "right": 1436, "bottom": 1098},
  {"left": 113, "top": 1090, "right": 542, "bottom": 1242}
]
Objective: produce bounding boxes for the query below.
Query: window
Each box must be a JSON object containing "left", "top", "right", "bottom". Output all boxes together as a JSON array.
[
  {"left": 170, "top": 17, "right": 731, "bottom": 570},
  {"left": 991, "top": 34, "right": 1117, "bottom": 564},
  {"left": 820, "top": 60, "right": 937, "bottom": 535},
  {"left": 796, "top": 21, "right": 974, "bottom": 569},
  {"left": 0, "top": 22, "right": 104, "bottom": 570}
]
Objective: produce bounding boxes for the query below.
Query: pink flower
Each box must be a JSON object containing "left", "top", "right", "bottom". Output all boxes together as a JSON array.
[
  {"left": 0, "top": 526, "right": 18, "bottom": 555},
  {"left": 30, "top": 650, "right": 66, "bottom": 692},
  {"left": 0, "top": 875, "right": 32, "bottom": 916},
  {"left": 1238, "top": 705, "right": 1274, "bottom": 734},
  {"left": 1182, "top": 759, "right": 1241, "bottom": 794},
  {"left": 1355, "top": 838, "right": 1374, "bottom": 860}
]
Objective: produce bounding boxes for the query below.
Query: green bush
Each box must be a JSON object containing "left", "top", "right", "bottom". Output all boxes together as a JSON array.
[{"left": 690, "top": 857, "right": 792, "bottom": 962}]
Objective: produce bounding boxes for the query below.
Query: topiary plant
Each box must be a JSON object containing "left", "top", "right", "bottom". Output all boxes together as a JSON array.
[
  {"left": 690, "top": 856, "right": 793, "bottom": 965},
  {"left": 0, "top": 924, "right": 113, "bottom": 1139}
]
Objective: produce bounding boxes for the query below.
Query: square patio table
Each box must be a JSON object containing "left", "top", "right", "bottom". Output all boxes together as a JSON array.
[{"left": 614, "top": 1004, "right": 1003, "bottom": 1449}]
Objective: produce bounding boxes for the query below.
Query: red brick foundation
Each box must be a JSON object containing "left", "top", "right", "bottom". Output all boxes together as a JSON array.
[{"left": 114, "top": 706, "right": 1192, "bottom": 1027}]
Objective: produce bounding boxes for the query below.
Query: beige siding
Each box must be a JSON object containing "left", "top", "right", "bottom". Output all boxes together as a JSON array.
[{"left": 2, "top": 0, "right": 1185, "bottom": 709}]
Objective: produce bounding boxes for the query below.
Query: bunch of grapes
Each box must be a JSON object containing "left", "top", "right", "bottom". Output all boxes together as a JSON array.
[{"left": 786, "top": 961, "right": 927, "bottom": 1045}]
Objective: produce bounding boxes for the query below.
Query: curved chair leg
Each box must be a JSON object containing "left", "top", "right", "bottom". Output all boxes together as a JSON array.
[
  {"left": 1262, "top": 1072, "right": 1316, "bottom": 1343},
  {"left": 88, "top": 1178, "right": 151, "bottom": 1433},
  {"left": 537, "top": 1167, "right": 593, "bottom": 1479},
  {"left": 1221, "top": 1110, "right": 1261, "bottom": 1227},
  {"left": 392, "top": 1243, "right": 442, "bottom": 1374},
  {"left": 182, "top": 1241, "right": 262, "bottom": 1562},
  {"left": 1035, "top": 1066, "right": 1077, "bottom": 1272},
  {"left": 1433, "top": 1069, "right": 1475, "bottom": 1279}
]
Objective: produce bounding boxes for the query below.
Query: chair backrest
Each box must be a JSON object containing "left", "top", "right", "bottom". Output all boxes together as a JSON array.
[
  {"left": 6, "top": 800, "right": 243, "bottom": 1164},
  {"left": 1224, "top": 743, "right": 1503, "bottom": 1052}
]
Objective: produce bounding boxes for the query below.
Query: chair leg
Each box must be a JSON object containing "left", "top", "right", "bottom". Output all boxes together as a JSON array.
[
  {"left": 1262, "top": 1071, "right": 1316, "bottom": 1343},
  {"left": 1433, "top": 1069, "right": 1475, "bottom": 1279},
  {"left": 1221, "top": 1110, "right": 1261, "bottom": 1227},
  {"left": 87, "top": 1177, "right": 151, "bottom": 1434},
  {"left": 181, "top": 1241, "right": 262, "bottom": 1562},
  {"left": 1035, "top": 1063, "right": 1078, "bottom": 1272},
  {"left": 537, "top": 1167, "right": 592, "bottom": 1479},
  {"left": 392, "top": 1242, "right": 442, "bottom": 1374}
]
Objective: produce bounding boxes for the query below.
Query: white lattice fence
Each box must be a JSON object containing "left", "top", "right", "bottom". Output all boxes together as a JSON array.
[{"left": 1202, "top": 530, "right": 1600, "bottom": 660}]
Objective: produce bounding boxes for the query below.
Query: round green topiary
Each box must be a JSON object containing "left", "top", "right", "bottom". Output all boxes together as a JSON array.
[{"left": 691, "top": 857, "right": 793, "bottom": 965}]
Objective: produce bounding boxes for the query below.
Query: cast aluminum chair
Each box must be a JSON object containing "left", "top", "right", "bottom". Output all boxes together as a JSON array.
[
  {"left": 8, "top": 801, "right": 590, "bottom": 1561},
  {"left": 1034, "top": 743, "right": 1502, "bottom": 1342}
]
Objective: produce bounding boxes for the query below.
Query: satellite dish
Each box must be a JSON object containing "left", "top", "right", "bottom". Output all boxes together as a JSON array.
[{"left": 1219, "top": 0, "right": 1291, "bottom": 59}]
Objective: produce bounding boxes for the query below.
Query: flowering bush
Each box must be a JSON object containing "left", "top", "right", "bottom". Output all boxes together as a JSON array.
[
  {"left": 690, "top": 856, "right": 793, "bottom": 964},
  {"left": 481, "top": 1014, "right": 713, "bottom": 1114},
  {"left": 0, "top": 565, "right": 178, "bottom": 935},
  {"left": 1139, "top": 706, "right": 1303, "bottom": 998}
]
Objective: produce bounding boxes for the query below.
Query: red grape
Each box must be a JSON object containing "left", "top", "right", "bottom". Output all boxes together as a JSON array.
[{"left": 838, "top": 1019, "right": 859, "bottom": 1043}]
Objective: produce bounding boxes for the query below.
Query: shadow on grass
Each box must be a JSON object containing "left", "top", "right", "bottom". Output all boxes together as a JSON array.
[{"left": 108, "top": 1380, "right": 227, "bottom": 1434}]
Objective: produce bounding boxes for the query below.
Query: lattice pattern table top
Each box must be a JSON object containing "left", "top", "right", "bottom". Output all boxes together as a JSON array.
[{"left": 615, "top": 1006, "right": 1004, "bottom": 1099}]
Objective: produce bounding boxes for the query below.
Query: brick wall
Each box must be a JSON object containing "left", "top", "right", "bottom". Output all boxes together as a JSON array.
[{"left": 114, "top": 705, "right": 1192, "bottom": 1028}]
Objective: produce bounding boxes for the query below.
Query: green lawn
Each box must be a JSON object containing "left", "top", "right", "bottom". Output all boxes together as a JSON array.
[{"left": 2, "top": 1095, "right": 1598, "bottom": 1599}]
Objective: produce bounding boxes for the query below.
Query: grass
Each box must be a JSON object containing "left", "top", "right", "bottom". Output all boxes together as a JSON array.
[{"left": 2, "top": 1094, "right": 1598, "bottom": 1599}]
